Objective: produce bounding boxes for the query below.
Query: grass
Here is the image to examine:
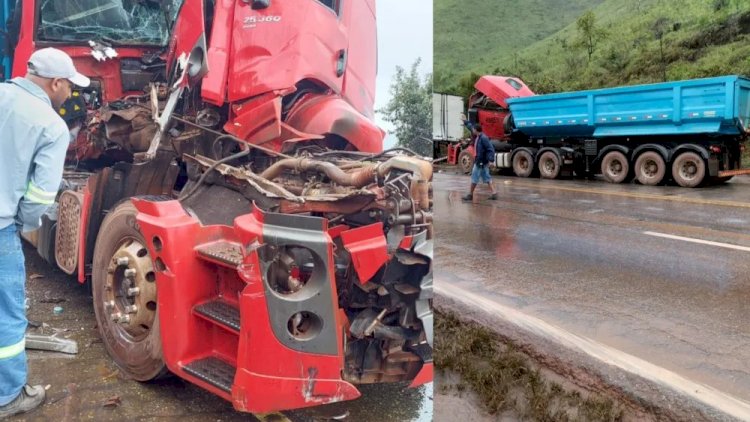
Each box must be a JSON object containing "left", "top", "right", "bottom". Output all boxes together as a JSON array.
[
  {"left": 435, "top": 0, "right": 750, "bottom": 95},
  {"left": 433, "top": 0, "right": 605, "bottom": 93},
  {"left": 435, "top": 310, "right": 623, "bottom": 421}
]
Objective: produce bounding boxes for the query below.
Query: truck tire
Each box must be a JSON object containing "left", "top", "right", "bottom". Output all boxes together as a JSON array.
[
  {"left": 92, "top": 200, "right": 167, "bottom": 381},
  {"left": 538, "top": 151, "right": 561, "bottom": 179},
  {"left": 600, "top": 151, "right": 629, "bottom": 183},
  {"left": 634, "top": 151, "right": 666, "bottom": 186},
  {"left": 512, "top": 150, "right": 534, "bottom": 178},
  {"left": 458, "top": 150, "right": 474, "bottom": 174},
  {"left": 672, "top": 152, "right": 705, "bottom": 188}
]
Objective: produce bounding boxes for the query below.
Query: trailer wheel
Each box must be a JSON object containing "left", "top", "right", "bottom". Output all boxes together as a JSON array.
[
  {"left": 538, "top": 151, "right": 561, "bottom": 179},
  {"left": 92, "top": 200, "right": 166, "bottom": 381},
  {"left": 458, "top": 150, "right": 474, "bottom": 174},
  {"left": 600, "top": 151, "right": 629, "bottom": 183},
  {"left": 512, "top": 150, "right": 534, "bottom": 178},
  {"left": 672, "top": 152, "right": 705, "bottom": 188},
  {"left": 634, "top": 151, "right": 666, "bottom": 185}
]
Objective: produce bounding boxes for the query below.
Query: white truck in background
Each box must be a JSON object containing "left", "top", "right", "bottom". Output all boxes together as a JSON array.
[{"left": 433, "top": 93, "right": 465, "bottom": 159}]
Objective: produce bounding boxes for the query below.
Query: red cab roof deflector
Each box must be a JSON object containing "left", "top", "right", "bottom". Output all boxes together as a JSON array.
[{"left": 474, "top": 76, "right": 535, "bottom": 108}]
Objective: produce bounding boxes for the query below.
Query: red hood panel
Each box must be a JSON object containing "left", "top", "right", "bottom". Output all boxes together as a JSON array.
[
  {"left": 228, "top": 2, "right": 346, "bottom": 102},
  {"left": 474, "top": 76, "right": 535, "bottom": 108},
  {"left": 286, "top": 94, "right": 384, "bottom": 153}
]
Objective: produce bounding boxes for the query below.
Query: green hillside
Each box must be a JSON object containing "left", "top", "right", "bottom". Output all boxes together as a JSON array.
[
  {"left": 434, "top": 0, "right": 605, "bottom": 93},
  {"left": 435, "top": 0, "right": 750, "bottom": 96}
]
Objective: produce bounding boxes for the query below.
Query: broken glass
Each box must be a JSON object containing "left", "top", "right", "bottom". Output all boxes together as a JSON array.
[{"left": 37, "top": 0, "right": 184, "bottom": 46}]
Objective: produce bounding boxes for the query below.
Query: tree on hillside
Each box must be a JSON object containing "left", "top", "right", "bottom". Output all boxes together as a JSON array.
[
  {"left": 378, "top": 59, "right": 432, "bottom": 157},
  {"left": 652, "top": 17, "right": 671, "bottom": 82},
  {"left": 575, "top": 10, "right": 606, "bottom": 63}
]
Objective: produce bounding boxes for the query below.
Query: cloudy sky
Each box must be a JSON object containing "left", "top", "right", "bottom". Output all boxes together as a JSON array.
[{"left": 374, "top": 0, "right": 433, "bottom": 149}]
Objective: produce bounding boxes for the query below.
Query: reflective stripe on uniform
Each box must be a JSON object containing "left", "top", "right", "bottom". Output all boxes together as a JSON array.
[
  {"left": 25, "top": 182, "right": 56, "bottom": 205},
  {"left": 0, "top": 339, "right": 24, "bottom": 360}
]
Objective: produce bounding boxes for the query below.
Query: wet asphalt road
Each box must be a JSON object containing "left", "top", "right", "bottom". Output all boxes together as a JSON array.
[
  {"left": 434, "top": 169, "right": 750, "bottom": 416},
  {"left": 12, "top": 244, "right": 432, "bottom": 422}
]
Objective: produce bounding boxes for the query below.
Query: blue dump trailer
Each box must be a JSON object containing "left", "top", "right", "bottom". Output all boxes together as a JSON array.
[
  {"left": 491, "top": 76, "right": 750, "bottom": 187},
  {"left": 1, "top": 0, "right": 14, "bottom": 80}
]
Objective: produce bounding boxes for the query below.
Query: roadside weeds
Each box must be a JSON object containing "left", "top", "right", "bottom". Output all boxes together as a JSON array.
[{"left": 435, "top": 310, "right": 623, "bottom": 422}]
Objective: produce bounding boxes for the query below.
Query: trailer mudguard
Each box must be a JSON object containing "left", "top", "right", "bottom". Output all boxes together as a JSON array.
[
  {"left": 595, "top": 144, "right": 631, "bottom": 165},
  {"left": 633, "top": 144, "right": 669, "bottom": 163},
  {"left": 671, "top": 143, "right": 710, "bottom": 161}
]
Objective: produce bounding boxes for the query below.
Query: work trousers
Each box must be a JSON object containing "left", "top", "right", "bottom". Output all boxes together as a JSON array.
[{"left": 0, "top": 224, "right": 27, "bottom": 406}]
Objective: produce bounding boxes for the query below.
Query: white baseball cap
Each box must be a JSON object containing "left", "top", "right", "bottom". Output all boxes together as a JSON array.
[{"left": 28, "top": 48, "right": 90, "bottom": 88}]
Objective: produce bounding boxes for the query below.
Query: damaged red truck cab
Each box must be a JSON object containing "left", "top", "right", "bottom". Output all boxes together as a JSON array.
[{"left": 8, "top": 0, "right": 432, "bottom": 413}]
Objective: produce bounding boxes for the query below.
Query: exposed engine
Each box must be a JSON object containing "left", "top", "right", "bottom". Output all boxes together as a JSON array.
[{"left": 56, "top": 74, "right": 433, "bottom": 387}]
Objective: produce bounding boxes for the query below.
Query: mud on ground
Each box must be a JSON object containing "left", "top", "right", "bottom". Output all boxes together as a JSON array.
[{"left": 434, "top": 310, "right": 635, "bottom": 422}]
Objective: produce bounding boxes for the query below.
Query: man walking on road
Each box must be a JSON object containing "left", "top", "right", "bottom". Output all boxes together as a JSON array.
[
  {"left": 462, "top": 123, "right": 497, "bottom": 201},
  {"left": 0, "top": 48, "right": 89, "bottom": 418}
]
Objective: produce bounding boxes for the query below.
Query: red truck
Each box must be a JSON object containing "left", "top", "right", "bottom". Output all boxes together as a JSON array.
[
  {"left": 448, "top": 75, "right": 749, "bottom": 187},
  {"left": 4, "top": 0, "right": 432, "bottom": 413},
  {"left": 444, "top": 76, "right": 535, "bottom": 174}
]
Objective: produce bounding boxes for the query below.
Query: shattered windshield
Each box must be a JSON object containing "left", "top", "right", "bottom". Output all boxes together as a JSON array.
[{"left": 37, "top": 0, "right": 183, "bottom": 45}]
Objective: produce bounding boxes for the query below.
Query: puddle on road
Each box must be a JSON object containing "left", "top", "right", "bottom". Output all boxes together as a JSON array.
[{"left": 289, "top": 382, "right": 433, "bottom": 421}]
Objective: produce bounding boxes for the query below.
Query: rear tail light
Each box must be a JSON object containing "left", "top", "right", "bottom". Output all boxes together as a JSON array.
[{"left": 709, "top": 145, "right": 722, "bottom": 154}]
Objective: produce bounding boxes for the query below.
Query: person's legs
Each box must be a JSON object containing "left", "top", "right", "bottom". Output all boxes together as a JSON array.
[
  {"left": 0, "top": 224, "right": 45, "bottom": 416},
  {"left": 0, "top": 225, "right": 27, "bottom": 406},
  {"left": 480, "top": 166, "right": 497, "bottom": 200},
  {"left": 463, "top": 164, "right": 481, "bottom": 200},
  {"left": 487, "top": 181, "right": 497, "bottom": 200}
]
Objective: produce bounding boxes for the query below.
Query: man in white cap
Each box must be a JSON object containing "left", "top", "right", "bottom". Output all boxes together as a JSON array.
[{"left": 0, "top": 47, "right": 89, "bottom": 418}]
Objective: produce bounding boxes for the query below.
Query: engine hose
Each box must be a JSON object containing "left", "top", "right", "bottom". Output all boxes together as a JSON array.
[
  {"left": 178, "top": 147, "right": 251, "bottom": 201},
  {"left": 260, "top": 158, "right": 378, "bottom": 188}
]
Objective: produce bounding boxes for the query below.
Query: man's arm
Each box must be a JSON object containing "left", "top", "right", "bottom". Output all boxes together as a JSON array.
[
  {"left": 461, "top": 114, "right": 474, "bottom": 132},
  {"left": 16, "top": 127, "right": 68, "bottom": 232}
]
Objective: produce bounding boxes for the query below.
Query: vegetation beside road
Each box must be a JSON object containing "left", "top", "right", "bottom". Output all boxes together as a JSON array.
[{"left": 435, "top": 310, "right": 624, "bottom": 421}]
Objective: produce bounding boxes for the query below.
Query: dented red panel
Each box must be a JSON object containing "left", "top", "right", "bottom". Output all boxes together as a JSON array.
[
  {"left": 227, "top": 1, "right": 346, "bottom": 102},
  {"left": 340, "top": 0, "right": 378, "bottom": 119},
  {"left": 133, "top": 199, "right": 241, "bottom": 402},
  {"left": 223, "top": 94, "right": 283, "bottom": 148},
  {"left": 201, "top": 0, "right": 236, "bottom": 105},
  {"left": 474, "top": 75, "right": 535, "bottom": 109},
  {"left": 286, "top": 94, "right": 383, "bottom": 153},
  {"left": 409, "top": 362, "right": 433, "bottom": 388},
  {"left": 167, "top": 0, "right": 206, "bottom": 83},
  {"left": 341, "top": 223, "right": 389, "bottom": 284},
  {"left": 133, "top": 199, "right": 360, "bottom": 412},
  {"left": 233, "top": 209, "right": 358, "bottom": 412}
]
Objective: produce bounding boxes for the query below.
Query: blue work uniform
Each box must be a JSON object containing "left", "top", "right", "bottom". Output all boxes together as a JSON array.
[{"left": 0, "top": 77, "right": 68, "bottom": 405}]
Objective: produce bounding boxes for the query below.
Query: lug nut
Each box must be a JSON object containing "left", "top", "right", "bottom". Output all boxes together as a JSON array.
[
  {"left": 118, "top": 315, "right": 131, "bottom": 324},
  {"left": 124, "top": 268, "right": 136, "bottom": 278},
  {"left": 116, "top": 257, "right": 129, "bottom": 266},
  {"left": 111, "top": 312, "right": 122, "bottom": 322},
  {"left": 127, "top": 287, "right": 140, "bottom": 297},
  {"left": 104, "top": 300, "right": 115, "bottom": 310},
  {"left": 125, "top": 305, "right": 138, "bottom": 314}
]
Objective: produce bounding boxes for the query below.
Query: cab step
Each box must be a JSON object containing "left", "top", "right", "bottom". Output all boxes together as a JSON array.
[
  {"left": 194, "top": 300, "right": 240, "bottom": 332},
  {"left": 182, "top": 357, "right": 236, "bottom": 393},
  {"left": 195, "top": 241, "right": 243, "bottom": 268}
]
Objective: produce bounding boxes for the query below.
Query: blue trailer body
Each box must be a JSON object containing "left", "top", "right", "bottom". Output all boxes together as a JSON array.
[
  {"left": 507, "top": 76, "right": 750, "bottom": 139},
  {"left": 1, "top": 0, "right": 12, "bottom": 80}
]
